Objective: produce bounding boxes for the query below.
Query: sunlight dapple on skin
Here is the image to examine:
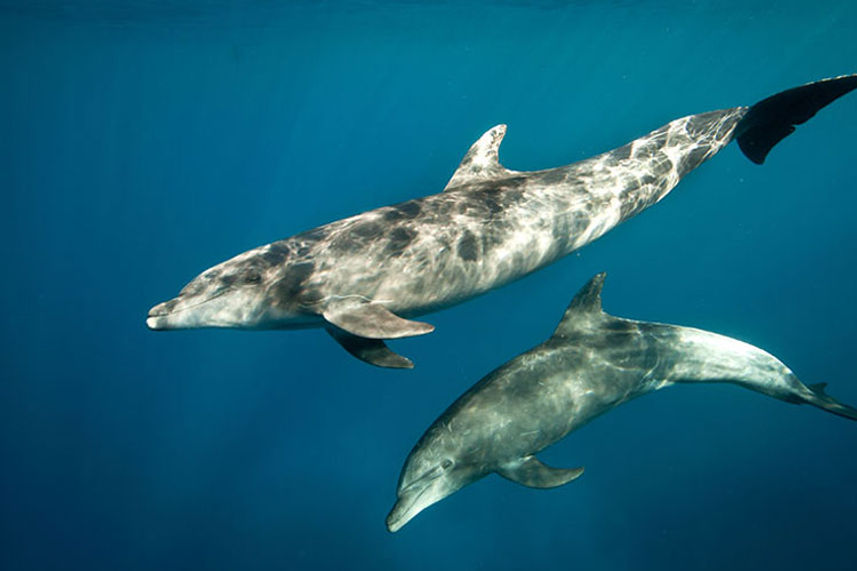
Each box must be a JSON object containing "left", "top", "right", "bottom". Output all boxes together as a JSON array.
[{"left": 147, "top": 75, "right": 857, "bottom": 368}]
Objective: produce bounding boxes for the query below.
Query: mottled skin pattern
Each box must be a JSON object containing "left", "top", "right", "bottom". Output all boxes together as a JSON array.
[
  {"left": 147, "top": 74, "right": 857, "bottom": 365},
  {"left": 148, "top": 108, "right": 747, "bottom": 334},
  {"left": 386, "top": 274, "right": 857, "bottom": 532},
  {"left": 315, "top": 109, "right": 745, "bottom": 316}
]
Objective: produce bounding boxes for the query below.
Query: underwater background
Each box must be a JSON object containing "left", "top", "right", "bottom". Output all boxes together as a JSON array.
[{"left": 3, "top": 1, "right": 857, "bottom": 569}]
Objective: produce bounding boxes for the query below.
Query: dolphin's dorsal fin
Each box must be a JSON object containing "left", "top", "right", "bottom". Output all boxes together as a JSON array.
[
  {"left": 809, "top": 382, "right": 829, "bottom": 395},
  {"left": 552, "top": 272, "right": 607, "bottom": 337},
  {"left": 496, "top": 455, "right": 584, "bottom": 488},
  {"left": 444, "top": 124, "right": 515, "bottom": 191}
]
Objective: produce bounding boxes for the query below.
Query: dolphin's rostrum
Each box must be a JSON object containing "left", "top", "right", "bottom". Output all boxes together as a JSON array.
[
  {"left": 147, "top": 75, "right": 857, "bottom": 367},
  {"left": 386, "top": 273, "right": 857, "bottom": 532}
]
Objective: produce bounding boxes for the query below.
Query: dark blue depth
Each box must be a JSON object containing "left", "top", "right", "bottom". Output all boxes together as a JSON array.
[{"left": 2, "top": 2, "right": 856, "bottom": 570}]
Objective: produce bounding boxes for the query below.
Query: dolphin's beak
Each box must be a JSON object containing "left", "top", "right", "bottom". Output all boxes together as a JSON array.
[
  {"left": 386, "top": 496, "right": 421, "bottom": 533},
  {"left": 147, "top": 300, "right": 172, "bottom": 330},
  {"left": 146, "top": 297, "right": 183, "bottom": 330},
  {"left": 386, "top": 469, "right": 447, "bottom": 532}
]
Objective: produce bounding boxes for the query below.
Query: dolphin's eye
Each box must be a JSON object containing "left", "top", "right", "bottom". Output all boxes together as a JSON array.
[{"left": 441, "top": 459, "right": 453, "bottom": 470}]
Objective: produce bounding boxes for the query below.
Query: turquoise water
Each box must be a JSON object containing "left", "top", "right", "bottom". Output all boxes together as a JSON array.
[{"left": 3, "top": 2, "right": 857, "bottom": 569}]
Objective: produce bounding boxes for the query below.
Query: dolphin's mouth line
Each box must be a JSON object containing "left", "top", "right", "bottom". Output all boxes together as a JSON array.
[
  {"left": 389, "top": 484, "right": 430, "bottom": 529},
  {"left": 400, "top": 465, "right": 443, "bottom": 495},
  {"left": 149, "top": 289, "right": 229, "bottom": 317}
]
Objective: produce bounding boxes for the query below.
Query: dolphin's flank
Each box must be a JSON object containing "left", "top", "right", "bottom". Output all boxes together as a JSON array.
[
  {"left": 386, "top": 273, "right": 857, "bottom": 532},
  {"left": 147, "top": 75, "right": 857, "bottom": 368}
]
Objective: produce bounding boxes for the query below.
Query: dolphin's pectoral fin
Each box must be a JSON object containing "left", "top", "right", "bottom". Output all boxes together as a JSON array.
[
  {"left": 497, "top": 455, "right": 584, "bottom": 489},
  {"left": 444, "top": 124, "right": 518, "bottom": 191},
  {"left": 322, "top": 298, "right": 435, "bottom": 340},
  {"left": 326, "top": 326, "right": 414, "bottom": 369}
]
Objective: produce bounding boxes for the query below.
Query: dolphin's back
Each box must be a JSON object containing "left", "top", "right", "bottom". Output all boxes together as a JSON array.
[
  {"left": 305, "top": 77, "right": 857, "bottom": 326},
  {"left": 298, "top": 108, "right": 751, "bottom": 319}
]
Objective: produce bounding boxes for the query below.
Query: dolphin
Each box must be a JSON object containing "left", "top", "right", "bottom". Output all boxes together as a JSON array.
[
  {"left": 147, "top": 75, "right": 857, "bottom": 368},
  {"left": 386, "top": 273, "right": 857, "bottom": 532}
]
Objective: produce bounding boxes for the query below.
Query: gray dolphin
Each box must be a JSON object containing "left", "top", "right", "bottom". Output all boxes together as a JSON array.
[
  {"left": 386, "top": 273, "right": 857, "bottom": 532},
  {"left": 147, "top": 76, "right": 857, "bottom": 368}
]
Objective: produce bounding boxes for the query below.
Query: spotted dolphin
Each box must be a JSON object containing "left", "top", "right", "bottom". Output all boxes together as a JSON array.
[
  {"left": 147, "top": 75, "right": 857, "bottom": 368},
  {"left": 386, "top": 273, "right": 857, "bottom": 532}
]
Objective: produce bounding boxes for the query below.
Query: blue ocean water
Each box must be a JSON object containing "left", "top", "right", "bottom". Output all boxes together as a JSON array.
[{"left": 3, "top": 1, "right": 857, "bottom": 569}]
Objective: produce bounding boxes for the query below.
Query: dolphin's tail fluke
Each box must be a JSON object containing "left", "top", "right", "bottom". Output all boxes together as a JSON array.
[
  {"left": 735, "top": 74, "right": 857, "bottom": 164},
  {"left": 800, "top": 382, "right": 857, "bottom": 421}
]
